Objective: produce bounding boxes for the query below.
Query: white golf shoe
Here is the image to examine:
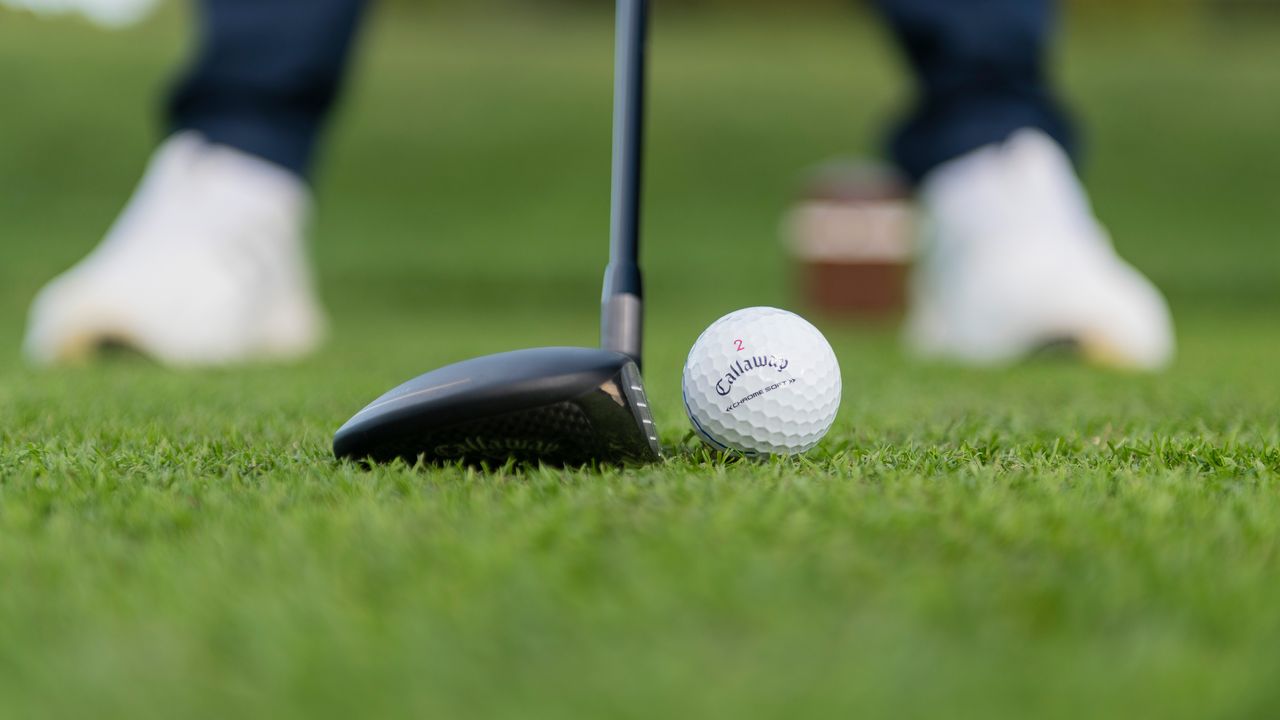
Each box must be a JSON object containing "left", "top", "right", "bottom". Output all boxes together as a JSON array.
[
  {"left": 905, "top": 129, "right": 1174, "bottom": 370},
  {"left": 24, "top": 132, "right": 326, "bottom": 366}
]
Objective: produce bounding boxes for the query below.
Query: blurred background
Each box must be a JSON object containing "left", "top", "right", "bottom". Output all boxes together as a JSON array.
[
  {"left": 3, "top": 3, "right": 1280, "bottom": 716},
  {"left": 1, "top": 0, "right": 1278, "bottom": 389}
]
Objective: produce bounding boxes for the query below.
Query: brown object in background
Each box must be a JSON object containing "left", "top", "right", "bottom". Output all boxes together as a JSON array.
[{"left": 785, "top": 161, "right": 915, "bottom": 318}]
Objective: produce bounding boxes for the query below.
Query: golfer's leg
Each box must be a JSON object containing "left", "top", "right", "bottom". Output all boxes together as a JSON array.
[
  {"left": 24, "top": 0, "right": 370, "bottom": 365},
  {"left": 167, "top": 0, "right": 371, "bottom": 178},
  {"left": 872, "top": 0, "right": 1075, "bottom": 184},
  {"left": 871, "top": 0, "right": 1173, "bottom": 369}
]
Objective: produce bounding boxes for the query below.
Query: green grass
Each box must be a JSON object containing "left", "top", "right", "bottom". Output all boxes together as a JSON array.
[{"left": 3, "top": 5, "right": 1280, "bottom": 718}]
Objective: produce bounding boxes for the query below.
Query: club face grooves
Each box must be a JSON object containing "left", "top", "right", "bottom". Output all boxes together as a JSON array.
[{"left": 333, "top": 348, "right": 661, "bottom": 467}]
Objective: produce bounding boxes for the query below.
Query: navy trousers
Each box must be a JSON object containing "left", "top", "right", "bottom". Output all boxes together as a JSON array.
[
  {"left": 168, "top": 0, "right": 1074, "bottom": 184},
  {"left": 872, "top": 0, "right": 1075, "bottom": 182},
  {"left": 167, "top": 0, "right": 368, "bottom": 177}
]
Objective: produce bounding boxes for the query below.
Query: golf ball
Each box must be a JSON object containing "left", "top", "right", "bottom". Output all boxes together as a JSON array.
[{"left": 682, "top": 307, "right": 841, "bottom": 456}]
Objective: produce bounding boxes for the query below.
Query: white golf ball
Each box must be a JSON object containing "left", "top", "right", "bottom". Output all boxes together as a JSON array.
[{"left": 682, "top": 307, "right": 841, "bottom": 456}]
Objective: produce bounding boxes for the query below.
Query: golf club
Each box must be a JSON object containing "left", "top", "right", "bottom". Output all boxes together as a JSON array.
[{"left": 332, "top": 0, "right": 661, "bottom": 466}]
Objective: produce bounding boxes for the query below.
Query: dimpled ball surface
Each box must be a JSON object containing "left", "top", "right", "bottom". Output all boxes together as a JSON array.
[{"left": 682, "top": 307, "right": 842, "bottom": 456}]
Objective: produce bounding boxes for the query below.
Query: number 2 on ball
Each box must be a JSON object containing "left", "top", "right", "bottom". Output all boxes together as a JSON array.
[{"left": 734, "top": 339, "right": 744, "bottom": 351}]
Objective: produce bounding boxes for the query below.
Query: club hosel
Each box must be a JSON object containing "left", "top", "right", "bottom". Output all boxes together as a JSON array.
[{"left": 601, "top": 264, "right": 643, "bottom": 367}]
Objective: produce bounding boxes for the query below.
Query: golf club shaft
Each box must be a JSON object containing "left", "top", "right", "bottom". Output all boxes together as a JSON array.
[{"left": 601, "top": 0, "right": 648, "bottom": 367}]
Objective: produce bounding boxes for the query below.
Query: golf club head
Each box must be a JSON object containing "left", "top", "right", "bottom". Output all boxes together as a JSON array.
[{"left": 333, "top": 347, "right": 661, "bottom": 466}]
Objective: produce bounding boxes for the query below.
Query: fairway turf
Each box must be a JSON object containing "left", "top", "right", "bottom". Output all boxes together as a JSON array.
[{"left": 3, "top": 6, "right": 1280, "bottom": 718}]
